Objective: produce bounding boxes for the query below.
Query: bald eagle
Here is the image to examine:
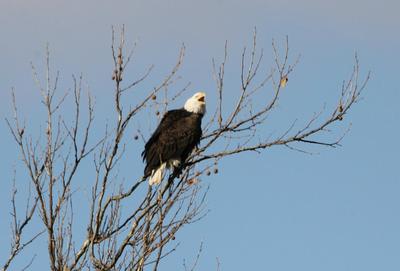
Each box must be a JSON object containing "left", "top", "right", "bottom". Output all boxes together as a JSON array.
[{"left": 142, "top": 92, "right": 206, "bottom": 185}]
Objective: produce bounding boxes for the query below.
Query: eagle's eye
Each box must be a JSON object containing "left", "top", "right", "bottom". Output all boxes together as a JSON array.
[{"left": 197, "top": 96, "right": 205, "bottom": 102}]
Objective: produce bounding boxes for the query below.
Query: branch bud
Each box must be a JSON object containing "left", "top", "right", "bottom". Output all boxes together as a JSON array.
[{"left": 280, "top": 76, "right": 288, "bottom": 88}]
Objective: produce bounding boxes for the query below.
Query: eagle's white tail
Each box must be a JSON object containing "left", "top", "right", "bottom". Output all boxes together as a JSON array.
[{"left": 149, "top": 163, "right": 167, "bottom": 185}]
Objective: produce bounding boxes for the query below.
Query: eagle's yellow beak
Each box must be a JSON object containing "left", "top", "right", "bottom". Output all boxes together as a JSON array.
[{"left": 196, "top": 92, "right": 206, "bottom": 102}]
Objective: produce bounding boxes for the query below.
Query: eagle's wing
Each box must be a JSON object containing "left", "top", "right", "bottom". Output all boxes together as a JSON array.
[
  {"left": 142, "top": 110, "right": 202, "bottom": 176},
  {"left": 142, "top": 110, "right": 186, "bottom": 160},
  {"left": 157, "top": 113, "right": 202, "bottom": 160}
]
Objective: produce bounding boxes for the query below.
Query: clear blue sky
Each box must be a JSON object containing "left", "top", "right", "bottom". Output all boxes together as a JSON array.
[{"left": 1, "top": 0, "right": 399, "bottom": 270}]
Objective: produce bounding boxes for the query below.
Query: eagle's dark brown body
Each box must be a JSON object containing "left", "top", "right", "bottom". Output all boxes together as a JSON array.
[{"left": 142, "top": 109, "right": 203, "bottom": 178}]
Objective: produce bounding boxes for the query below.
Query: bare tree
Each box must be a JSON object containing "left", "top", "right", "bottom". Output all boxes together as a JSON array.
[{"left": 2, "top": 27, "right": 369, "bottom": 271}]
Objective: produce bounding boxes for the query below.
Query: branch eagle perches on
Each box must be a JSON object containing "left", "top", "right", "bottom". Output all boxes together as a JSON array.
[{"left": 3, "top": 27, "right": 369, "bottom": 271}]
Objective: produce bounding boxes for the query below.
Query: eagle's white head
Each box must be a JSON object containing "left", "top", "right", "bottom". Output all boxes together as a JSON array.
[{"left": 184, "top": 92, "right": 206, "bottom": 115}]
